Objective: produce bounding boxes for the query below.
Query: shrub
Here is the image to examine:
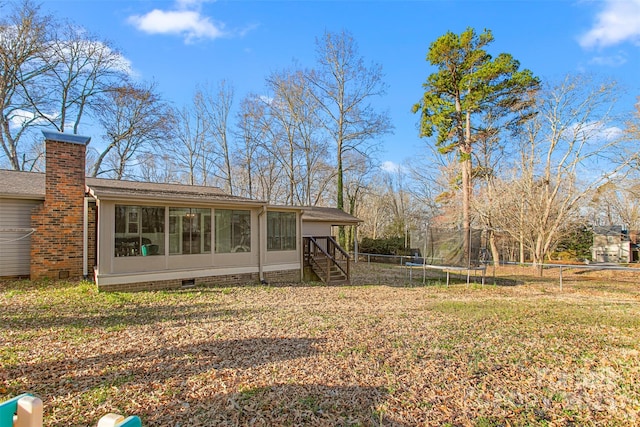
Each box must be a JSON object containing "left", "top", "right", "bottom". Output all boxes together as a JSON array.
[{"left": 359, "top": 236, "right": 409, "bottom": 255}]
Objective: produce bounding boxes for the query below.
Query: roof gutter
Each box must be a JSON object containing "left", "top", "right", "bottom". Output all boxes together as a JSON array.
[
  {"left": 87, "top": 192, "right": 265, "bottom": 207},
  {"left": 0, "top": 194, "right": 45, "bottom": 201}
]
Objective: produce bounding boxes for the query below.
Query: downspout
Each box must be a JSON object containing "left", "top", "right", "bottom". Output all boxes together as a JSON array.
[
  {"left": 258, "top": 204, "right": 267, "bottom": 283},
  {"left": 299, "top": 209, "right": 304, "bottom": 281},
  {"left": 95, "top": 199, "right": 101, "bottom": 283},
  {"left": 83, "top": 196, "right": 89, "bottom": 278}
]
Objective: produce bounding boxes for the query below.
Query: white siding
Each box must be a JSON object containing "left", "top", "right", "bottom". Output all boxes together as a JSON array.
[{"left": 0, "top": 199, "right": 41, "bottom": 277}]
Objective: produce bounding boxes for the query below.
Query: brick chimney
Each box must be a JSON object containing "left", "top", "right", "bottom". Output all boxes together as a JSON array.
[{"left": 31, "top": 131, "right": 91, "bottom": 281}]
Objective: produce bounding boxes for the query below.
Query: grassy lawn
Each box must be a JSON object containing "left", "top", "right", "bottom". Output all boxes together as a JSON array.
[{"left": 1, "top": 264, "right": 639, "bottom": 426}]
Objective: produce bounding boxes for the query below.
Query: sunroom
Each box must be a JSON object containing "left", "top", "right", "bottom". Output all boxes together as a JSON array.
[{"left": 86, "top": 178, "right": 303, "bottom": 291}]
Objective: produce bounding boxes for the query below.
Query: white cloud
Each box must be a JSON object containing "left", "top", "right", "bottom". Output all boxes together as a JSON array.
[
  {"left": 569, "top": 121, "right": 623, "bottom": 143},
  {"left": 259, "top": 95, "right": 274, "bottom": 105},
  {"left": 588, "top": 51, "right": 628, "bottom": 66},
  {"left": 381, "top": 161, "right": 402, "bottom": 173},
  {"left": 9, "top": 110, "right": 57, "bottom": 129},
  {"left": 579, "top": 0, "right": 640, "bottom": 48},
  {"left": 74, "top": 39, "right": 134, "bottom": 76},
  {"left": 128, "top": 1, "right": 226, "bottom": 43},
  {"left": 598, "top": 125, "right": 624, "bottom": 141}
]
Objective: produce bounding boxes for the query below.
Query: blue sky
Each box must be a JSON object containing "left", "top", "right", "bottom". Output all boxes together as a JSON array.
[{"left": 37, "top": 0, "right": 640, "bottom": 169}]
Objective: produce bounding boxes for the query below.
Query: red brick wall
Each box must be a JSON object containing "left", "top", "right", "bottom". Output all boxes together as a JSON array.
[
  {"left": 31, "top": 138, "right": 87, "bottom": 280},
  {"left": 264, "top": 269, "right": 301, "bottom": 284}
]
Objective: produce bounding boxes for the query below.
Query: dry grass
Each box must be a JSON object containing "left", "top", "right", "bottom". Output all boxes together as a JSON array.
[{"left": 1, "top": 263, "right": 639, "bottom": 426}]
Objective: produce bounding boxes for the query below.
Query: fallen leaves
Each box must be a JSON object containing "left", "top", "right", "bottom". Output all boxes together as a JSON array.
[{"left": 1, "top": 265, "right": 639, "bottom": 426}]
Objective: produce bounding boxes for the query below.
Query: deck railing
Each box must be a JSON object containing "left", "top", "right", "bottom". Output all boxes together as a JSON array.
[{"left": 304, "top": 236, "right": 350, "bottom": 284}]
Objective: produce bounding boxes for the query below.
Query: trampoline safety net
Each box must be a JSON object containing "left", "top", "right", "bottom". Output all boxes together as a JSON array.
[{"left": 410, "top": 228, "right": 483, "bottom": 267}]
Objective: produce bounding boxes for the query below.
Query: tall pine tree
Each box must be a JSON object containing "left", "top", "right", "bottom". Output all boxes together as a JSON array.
[{"left": 413, "top": 28, "right": 539, "bottom": 264}]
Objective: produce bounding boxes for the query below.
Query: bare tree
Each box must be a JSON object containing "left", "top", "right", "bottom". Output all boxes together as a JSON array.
[
  {"left": 0, "top": 1, "right": 131, "bottom": 170},
  {"left": 234, "top": 94, "right": 266, "bottom": 199},
  {"left": 263, "top": 70, "right": 301, "bottom": 205},
  {"left": 471, "top": 115, "right": 511, "bottom": 266},
  {"left": 198, "top": 80, "right": 234, "bottom": 193},
  {"left": 627, "top": 96, "right": 640, "bottom": 172},
  {"left": 357, "top": 184, "right": 390, "bottom": 239},
  {"left": 591, "top": 179, "right": 640, "bottom": 231},
  {"left": 494, "top": 75, "right": 631, "bottom": 273},
  {"left": 137, "top": 152, "right": 180, "bottom": 183},
  {"left": 233, "top": 93, "right": 289, "bottom": 203},
  {"left": 264, "top": 67, "right": 332, "bottom": 205},
  {"left": 254, "top": 144, "right": 287, "bottom": 203},
  {"left": 381, "top": 166, "right": 411, "bottom": 238},
  {"left": 342, "top": 151, "right": 374, "bottom": 248},
  {"left": 166, "top": 91, "right": 211, "bottom": 185},
  {"left": 89, "top": 81, "right": 172, "bottom": 179},
  {"left": 40, "top": 22, "right": 129, "bottom": 134},
  {"left": 294, "top": 80, "right": 333, "bottom": 206},
  {"left": 0, "top": 0, "right": 53, "bottom": 170},
  {"left": 356, "top": 161, "right": 433, "bottom": 244},
  {"left": 307, "top": 30, "right": 392, "bottom": 244},
  {"left": 407, "top": 145, "right": 464, "bottom": 230}
]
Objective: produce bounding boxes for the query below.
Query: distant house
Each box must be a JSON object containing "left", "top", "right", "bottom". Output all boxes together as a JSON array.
[
  {"left": 591, "top": 226, "right": 640, "bottom": 263},
  {"left": 0, "top": 131, "right": 360, "bottom": 290}
]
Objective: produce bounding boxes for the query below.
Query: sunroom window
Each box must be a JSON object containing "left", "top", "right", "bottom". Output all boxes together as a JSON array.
[
  {"left": 169, "top": 208, "right": 211, "bottom": 255},
  {"left": 215, "top": 209, "right": 251, "bottom": 253},
  {"left": 267, "top": 211, "right": 296, "bottom": 251},
  {"left": 115, "top": 206, "right": 165, "bottom": 256}
]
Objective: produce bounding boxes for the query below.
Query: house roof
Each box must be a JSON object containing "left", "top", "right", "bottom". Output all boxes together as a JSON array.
[
  {"left": 85, "top": 177, "right": 263, "bottom": 206},
  {"left": 0, "top": 170, "right": 262, "bottom": 206},
  {"left": 0, "top": 170, "right": 359, "bottom": 223},
  {"left": 593, "top": 226, "right": 626, "bottom": 236},
  {"left": 300, "top": 206, "right": 362, "bottom": 225},
  {"left": 0, "top": 170, "right": 45, "bottom": 199}
]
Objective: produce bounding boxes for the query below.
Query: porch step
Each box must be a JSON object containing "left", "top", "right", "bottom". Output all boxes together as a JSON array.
[
  {"left": 306, "top": 258, "right": 350, "bottom": 285},
  {"left": 329, "top": 269, "right": 346, "bottom": 279},
  {"left": 303, "top": 236, "right": 352, "bottom": 285}
]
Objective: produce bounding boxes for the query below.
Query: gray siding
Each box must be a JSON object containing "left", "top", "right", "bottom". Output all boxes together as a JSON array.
[{"left": 0, "top": 198, "right": 41, "bottom": 277}]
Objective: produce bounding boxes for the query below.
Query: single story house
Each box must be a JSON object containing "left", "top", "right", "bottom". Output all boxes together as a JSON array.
[{"left": 0, "top": 131, "right": 360, "bottom": 291}]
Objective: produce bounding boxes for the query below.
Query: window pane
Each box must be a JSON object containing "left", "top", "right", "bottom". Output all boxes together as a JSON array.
[
  {"left": 267, "top": 211, "right": 296, "bottom": 251},
  {"left": 267, "top": 212, "right": 280, "bottom": 250},
  {"left": 141, "top": 207, "right": 165, "bottom": 256},
  {"left": 283, "top": 212, "right": 296, "bottom": 250},
  {"left": 215, "top": 209, "right": 231, "bottom": 253},
  {"left": 115, "top": 205, "right": 165, "bottom": 256},
  {"left": 169, "top": 208, "right": 211, "bottom": 255},
  {"left": 215, "top": 209, "right": 251, "bottom": 253},
  {"left": 203, "top": 211, "right": 212, "bottom": 253}
]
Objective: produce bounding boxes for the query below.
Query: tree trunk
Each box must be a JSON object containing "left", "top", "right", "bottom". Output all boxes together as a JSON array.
[
  {"left": 461, "top": 155, "right": 472, "bottom": 266},
  {"left": 223, "top": 136, "right": 233, "bottom": 195},
  {"left": 461, "top": 106, "right": 472, "bottom": 267},
  {"left": 533, "top": 236, "right": 544, "bottom": 276},
  {"left": 519, "top": 199, "right": 525, "bottom": 264},
  {"left": 91, "top": 142, "right": 116, "bottom": 177},
  {"left": 337, "top": 141, "right": 346, "bottom": 247},
  {"left": 489, "top": 230, "right": 500, "bottom": 267}
]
